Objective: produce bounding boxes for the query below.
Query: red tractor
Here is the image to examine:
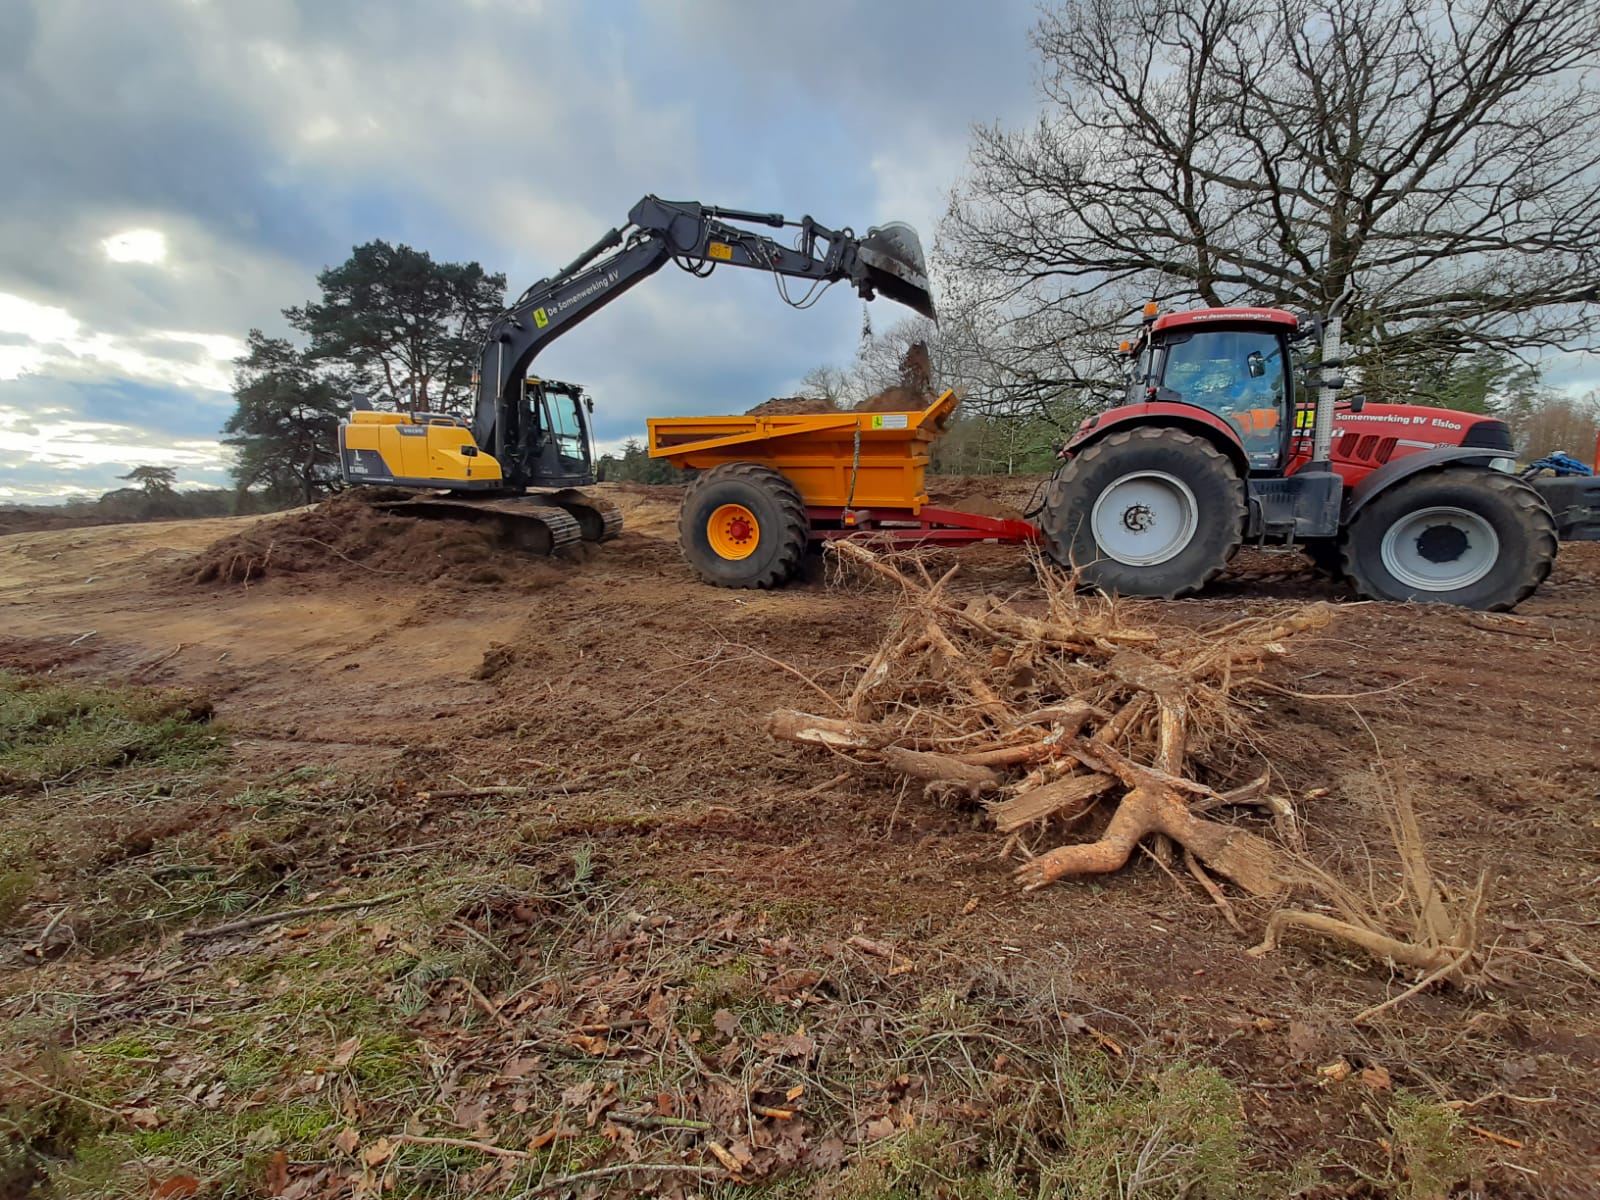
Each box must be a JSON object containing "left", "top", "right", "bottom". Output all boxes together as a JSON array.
[{"left": 1037, "top": 304, "right": 1571, "bottom": 610}]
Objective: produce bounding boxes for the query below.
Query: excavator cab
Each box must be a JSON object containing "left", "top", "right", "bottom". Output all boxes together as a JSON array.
[{"left": 507, "top": 378, "right": 597, "bottom": 488}]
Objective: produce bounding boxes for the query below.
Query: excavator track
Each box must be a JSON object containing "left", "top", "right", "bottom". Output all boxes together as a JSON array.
[
  {"left": 370, "top": 496, "right": 583, "bottom": 556},
  {"left": 541, "top": 489, "right": 625, "bottom": 543}
]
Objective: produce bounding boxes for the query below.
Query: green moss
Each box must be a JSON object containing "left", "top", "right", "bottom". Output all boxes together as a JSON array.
[
  {"left": 1041, "top": 1062, "right": 1260, "bottom": 1199},
  {"left": 349, "top": 1032, "right": 421, "bottom": 1089},
  {"left": 1388, "top": 1092, "right": 1480, "bottom": 1199},
  {"left": 82, "top": 1035, "right": 160, "bottom": 1060},
  {"left": 0, "top": 671, "right": 222, "bottom": 789},
  {"left": 0, "top": 869, "right": 32, "bottom": 927}
]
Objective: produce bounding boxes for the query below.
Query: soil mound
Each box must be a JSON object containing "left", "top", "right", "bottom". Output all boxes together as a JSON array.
[
  {"left": 178, "top": 491, "right": 561, "bottom": 590},
  {"left": 855, "top": 386, "right": 930, "bottom": 413},
  {"left": 745, "top": 396, "right": 840, "bottom": 416}
]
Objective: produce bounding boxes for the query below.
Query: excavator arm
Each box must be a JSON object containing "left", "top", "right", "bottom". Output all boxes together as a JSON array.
[{"left": 473, "top": 196, "right": 936, "bottom": 471}]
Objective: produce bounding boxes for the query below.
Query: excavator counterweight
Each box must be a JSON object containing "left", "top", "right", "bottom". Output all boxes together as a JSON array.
[{"left": 337, "top": 197, "right": 936, "bottom": 557}]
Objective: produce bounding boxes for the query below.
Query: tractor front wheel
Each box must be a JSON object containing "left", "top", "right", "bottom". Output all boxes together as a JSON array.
[
  {"left": 1038, "top": 426, "right": 1245, "bottom": 598},
  {"left": 679, "top": 463, "right": 809, "bottom": 588},
  {"left": 1341, "top": 468, "right": 1556, "bottom": 610}
]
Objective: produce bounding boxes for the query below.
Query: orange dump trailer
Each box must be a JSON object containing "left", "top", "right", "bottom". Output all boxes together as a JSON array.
[{"left": 647, "top": 391, "right": 1038, "bottom": 588}]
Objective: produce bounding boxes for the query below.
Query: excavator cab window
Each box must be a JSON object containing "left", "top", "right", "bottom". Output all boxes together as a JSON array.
[
  {"left": 1157, "top": 329, "right": 1288, "bottom": 468},
  {"left": 539, "top": 386, "right": 591, "bottom": 473}
]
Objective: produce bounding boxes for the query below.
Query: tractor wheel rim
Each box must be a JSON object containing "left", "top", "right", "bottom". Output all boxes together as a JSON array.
[
  {"left": 1089, "top": 471, "right": 1200, "bottom": 566},
  {"left": 707, "top": 503, "right": 761, "bottom": 560},
  {"left": 1379, "top": 505, "right": 1498, "bottom": 592}
]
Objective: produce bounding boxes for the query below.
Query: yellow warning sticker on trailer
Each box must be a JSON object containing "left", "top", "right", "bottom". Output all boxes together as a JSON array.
[
  {"left": 533, "top": 308, "right": 549, "bottom": 328},
  {"left": 708, "top": 241, "right": 733, "bottom": 260},
  {"left": 1294, "top": 407, "right": 1313, "bottom": 429},
  {"left": 871, "top": 414, "right": 910, "bottom": 429}
]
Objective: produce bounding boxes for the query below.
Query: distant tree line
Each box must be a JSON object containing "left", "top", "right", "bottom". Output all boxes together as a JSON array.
[{"left": 0, "top": 467, "right": 272, "bottom": 536}]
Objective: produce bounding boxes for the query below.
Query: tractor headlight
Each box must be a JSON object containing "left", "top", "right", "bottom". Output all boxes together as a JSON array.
[{"left": 1490, "top": 457, "right": 1516, "bottom": 473}]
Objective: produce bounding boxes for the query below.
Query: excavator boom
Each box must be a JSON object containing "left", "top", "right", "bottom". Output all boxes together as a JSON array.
[{"left": 473, "top": 196, "right": 935, "bottom": 475}]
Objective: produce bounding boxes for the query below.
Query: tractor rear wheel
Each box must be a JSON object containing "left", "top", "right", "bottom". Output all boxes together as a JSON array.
[
  {"left": 1341, "top": 468, "right": 1556, "bottom": 610},
  {"left": 679, "top": 462, "right": 809, "bottom": 588},
  {"left": 1038, "top": 426, "right": 1244, "bottom": 598}
]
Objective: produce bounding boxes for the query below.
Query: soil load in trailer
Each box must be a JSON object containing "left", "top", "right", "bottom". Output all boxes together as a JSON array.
[{"left": 648, "top": 392, "right": 1038, "bottom": 588}]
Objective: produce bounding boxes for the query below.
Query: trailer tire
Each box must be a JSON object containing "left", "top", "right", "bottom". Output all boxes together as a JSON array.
[
  {"left": 679, "top": 463, "right": 809, "bottom": 588},
  {"left": 1341, "top": 468, "right": 1556, "bottom": 610},
  {"left": 1039, "top": 427, "right": 1244, "bottom": 598}
]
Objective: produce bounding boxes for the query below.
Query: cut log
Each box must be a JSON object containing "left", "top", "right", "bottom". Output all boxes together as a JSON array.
[
  {"left": 988, "top": 773, "right": 1116, "bottom": 832},
  {"left": 878, "top": 747, "right": 1001, "bottom": 789},
  {"left": 767, "top": 710, "right": 885, "bottom": 749}
]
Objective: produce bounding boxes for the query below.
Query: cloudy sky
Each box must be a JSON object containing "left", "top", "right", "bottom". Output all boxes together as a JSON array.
[{"left": 0, "top": 0, "right": 1041, "bottom": 502}]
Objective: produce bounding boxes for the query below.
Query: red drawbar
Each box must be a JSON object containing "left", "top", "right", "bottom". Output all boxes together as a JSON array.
[{"left": 806, "top": 505, "right": 1040, "bottom": 547}]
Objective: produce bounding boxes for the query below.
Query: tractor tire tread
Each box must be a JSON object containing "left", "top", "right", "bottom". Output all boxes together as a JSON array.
[
  {"left": 1341, "top": 467, "right": 1557, "bottom": 611},
  {"left": 1040, "top": 427, "right": 1243, "bottom": 599}
]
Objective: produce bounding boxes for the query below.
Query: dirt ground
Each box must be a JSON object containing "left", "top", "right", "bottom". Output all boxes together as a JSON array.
[{"left": 2, "top": 478, "right": 1598, "bottom": 1196}]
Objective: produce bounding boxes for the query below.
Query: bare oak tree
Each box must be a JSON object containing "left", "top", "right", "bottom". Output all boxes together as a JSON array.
[{"left": 943, "top": 0, "right": 1600, "bottom": 400}]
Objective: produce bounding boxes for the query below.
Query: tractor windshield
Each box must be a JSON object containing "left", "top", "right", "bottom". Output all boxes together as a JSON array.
[{"left": 1159, "top": 329, "right": 1287, "bottom": 467}]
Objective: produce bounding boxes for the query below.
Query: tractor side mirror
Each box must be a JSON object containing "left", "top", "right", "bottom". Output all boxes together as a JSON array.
[
  {"left": 1347, "top": 393, "right": 1366, "bottom": 413},
  {"left": 1247, "top": 352, "right": 1266, "bottom": 379}
]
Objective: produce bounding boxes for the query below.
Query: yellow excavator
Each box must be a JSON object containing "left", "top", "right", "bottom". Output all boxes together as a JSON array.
[{"left": 338, "top": 195, "right": 936, "bottom": 552}]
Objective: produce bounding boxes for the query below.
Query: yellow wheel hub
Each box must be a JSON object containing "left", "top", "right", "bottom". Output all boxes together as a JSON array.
[{"left": 707, "top": 503, "right": 760, "bottom": 560}]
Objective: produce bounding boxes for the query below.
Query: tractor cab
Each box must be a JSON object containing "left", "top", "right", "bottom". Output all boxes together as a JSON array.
[{"left": 1127, "top": 307, "right": 1303, "bottom": 472}]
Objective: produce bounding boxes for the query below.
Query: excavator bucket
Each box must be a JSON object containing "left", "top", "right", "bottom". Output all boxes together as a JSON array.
[{"left": 856, "top": 222, "right": 937, "bottom": 321}]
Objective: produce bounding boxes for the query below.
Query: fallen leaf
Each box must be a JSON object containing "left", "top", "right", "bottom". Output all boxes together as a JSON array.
[
  {"left": 560, "top": 1081, "right": 596, "bottom": 1107},
  {"left": 265, "top": 1150, "right": 289, "bottom": 1197},
  {"left": 785, "top": 1085, "right": 805, "bottom": 1102},
  {"left": 1359, "top": 1065, "right": 1392, "bottom": 1090},
  {"left": 126, "top": 1108, "right": 163, "bottom": 1129},
  {"left": 331, "top": 1037, "right": 361, "bottom": 1069},
  {"left": 863, "top": 1116, "right": 896, "bottom": 1141},
  {"left": 152, "top": 1175, "right": 200, "bottom": 1200},
  {"left": 812, "top": 1136, "right": 847, "bottom": 1170},
  {"left": 713, "top": 1009, "right": 739, "bottom": 1038},
  {"left": 962, "top": 896, "right": 979, "bottom": 915},
  {"left": 1087, "top": 1026, "right": 1123, "bottom": 1056},
  {"left": 767, "top": 968, "right": 822, "bottom": 1001},
  {"left": 332, "top": 1127, "right": 359, "bottom": 1155},
  {"left": 362, "top": 1137, "right": 395, "bottom": 1167},
  {"left": 763, "top": 1030, "right": 817, "bottom": 1061}
]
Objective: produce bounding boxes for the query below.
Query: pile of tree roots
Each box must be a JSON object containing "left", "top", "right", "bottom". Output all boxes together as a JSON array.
[{"left": 770, "top": 543, "right": 1331, "bottom": 902}]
